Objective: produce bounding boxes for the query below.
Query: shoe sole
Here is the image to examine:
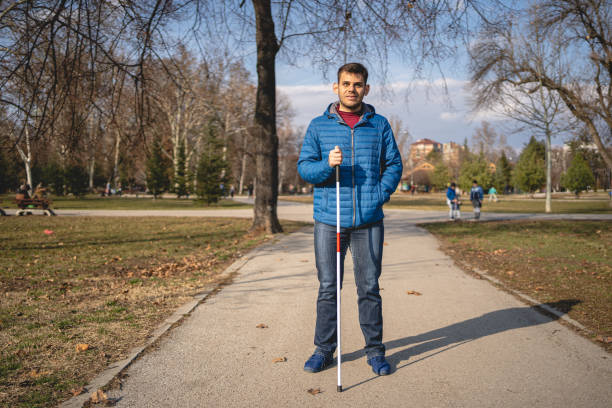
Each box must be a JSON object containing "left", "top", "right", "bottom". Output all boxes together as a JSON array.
[{"left": 303, "top": 360, "right": 333, "bottom": 373}]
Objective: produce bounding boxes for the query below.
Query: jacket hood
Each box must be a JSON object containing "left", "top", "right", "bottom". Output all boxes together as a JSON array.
[{"left": 326, "top": 102, "right": 375, "bottom": 119}]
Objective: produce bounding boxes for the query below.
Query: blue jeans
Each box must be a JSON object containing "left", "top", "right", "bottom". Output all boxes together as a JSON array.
[{"left": 313, "top": 220, "right": 385, "bottom": 359}]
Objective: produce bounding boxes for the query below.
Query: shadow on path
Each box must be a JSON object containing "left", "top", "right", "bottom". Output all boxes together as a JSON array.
[{"left": 341, "top": 300, "right": 580, "bottom": 391}]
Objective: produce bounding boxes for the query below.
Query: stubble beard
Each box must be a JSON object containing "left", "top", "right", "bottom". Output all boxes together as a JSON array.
[{"left": 339, "top": 95, "right": 362, "bottom": 112}]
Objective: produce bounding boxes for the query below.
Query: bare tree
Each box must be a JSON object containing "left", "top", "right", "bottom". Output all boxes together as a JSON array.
[
  {"left": 185, "top": 0, "right": 509, "bottom": 232},
  {"left": 471, "top": 121, "right": 500, "bottom": 162},
  {"left": 0, "top": 1, "right": 184, "bottom": 187},
  {"left": 470, "top": 0, "right": 612, "bottom": 171},
  {"left": 389, "top": 115, "right": 412, "bottom": 161}
]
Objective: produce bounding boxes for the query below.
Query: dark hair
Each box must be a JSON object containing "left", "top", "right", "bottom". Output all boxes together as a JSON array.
[
  {"left": 337, "top": 62, "right": 368, "bottom": 84},
  {"left": 451, "top": 182, "right": 456, "bottom": 187},
  {"left": 473, "top": 179, "right": 477, "bottom": 184}
]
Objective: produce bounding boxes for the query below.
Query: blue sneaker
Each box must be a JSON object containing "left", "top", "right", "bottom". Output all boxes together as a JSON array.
[
  {"left": 368, "top": 356, "right": 391, "bottom": 375},
  {"left": 304, "top": 353, "right": 334, "bottom": 373}
]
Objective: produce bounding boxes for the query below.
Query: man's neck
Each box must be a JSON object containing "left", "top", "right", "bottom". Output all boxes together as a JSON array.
[{"left": 338, "top": 103, "right": 362, "bottom": 113}]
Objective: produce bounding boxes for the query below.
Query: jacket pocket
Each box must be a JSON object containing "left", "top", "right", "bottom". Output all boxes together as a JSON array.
[{"left": 377, "top": 183, "right": 384, "bottom": 207}]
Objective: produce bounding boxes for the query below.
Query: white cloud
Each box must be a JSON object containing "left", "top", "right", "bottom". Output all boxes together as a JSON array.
[{"left": 440, "top": 112, "right": 460, "bottom": 120}]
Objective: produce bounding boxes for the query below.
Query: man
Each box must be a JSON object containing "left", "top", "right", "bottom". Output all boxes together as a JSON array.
[
  {"left": 446, "top": 182, "right": 460, "bottom": 220},
  {"left": 469, "top": 180, "right": 484, "bottom": 220},
  {"left": 297, "top": 63, "right": 402, "bottom": 376}
]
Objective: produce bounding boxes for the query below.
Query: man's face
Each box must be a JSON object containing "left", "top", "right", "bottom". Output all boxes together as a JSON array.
[{"left": 333, "top": 72, "right": 370, "bottom": 112}]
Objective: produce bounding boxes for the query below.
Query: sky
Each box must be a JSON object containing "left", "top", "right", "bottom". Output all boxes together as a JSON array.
[{"left": 274, "top": 59, "right": 570, "bottom": 152}]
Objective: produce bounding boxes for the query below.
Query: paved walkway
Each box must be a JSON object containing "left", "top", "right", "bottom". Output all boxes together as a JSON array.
[{"left": 54, "top": 200, "right": 608, "bottom": 407}]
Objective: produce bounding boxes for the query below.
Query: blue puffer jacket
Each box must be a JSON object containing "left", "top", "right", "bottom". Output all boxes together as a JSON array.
[{"left": 297, "top": 102, "right": 403, "bottom": 228}]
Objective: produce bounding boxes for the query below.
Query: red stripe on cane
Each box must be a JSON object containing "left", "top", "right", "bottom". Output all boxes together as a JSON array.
[{"left": 337, "top": 233, "right": 340, "bottom": 252}]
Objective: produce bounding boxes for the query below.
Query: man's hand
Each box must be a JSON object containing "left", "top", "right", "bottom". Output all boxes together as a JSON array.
[{"left": 328, "top": 146, "right": 342, "bottom": 167}]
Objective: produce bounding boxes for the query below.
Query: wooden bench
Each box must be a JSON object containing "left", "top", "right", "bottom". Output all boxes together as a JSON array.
[{"left": 15, "top": 194, "right": 56, "bottom": 216}]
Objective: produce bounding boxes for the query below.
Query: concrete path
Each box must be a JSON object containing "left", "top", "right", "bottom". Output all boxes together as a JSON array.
[{"left": 84, "top": 202, "right": 612, "bottom": 407}]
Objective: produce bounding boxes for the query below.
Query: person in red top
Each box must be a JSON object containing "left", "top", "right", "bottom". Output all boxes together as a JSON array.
[{"left": 300, "top": 63, "right": 402, "bottom": 377}]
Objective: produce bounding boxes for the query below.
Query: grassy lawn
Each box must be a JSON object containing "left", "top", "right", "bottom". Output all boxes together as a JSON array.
[
  {"left": 420, "top": 220, "right": 612, "bottom": 349},
  {"left": 0, "top": 194, "right": 251, "bottom": 211},
  {"left": 0, "top": 217, "right": 305, "bottom": 407},
  {"left": 279, "top": 194, "right": 612, "bottom": 213}
]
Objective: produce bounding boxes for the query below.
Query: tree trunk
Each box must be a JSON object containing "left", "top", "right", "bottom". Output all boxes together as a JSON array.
[
  {"left": 89, "top": 158, "right": 95, "bottom": 191},
  {"left": 545, "top": 127, "right": 551, "bottom": 213},
  {"left": 251, "top": 0, "right": 282, "bottom": 233},
  {"left": 113, "top": 128, "right": 121, "bottom": 188},
  {"left": 16, "top": 127, "right": 33, "bottom": 194}
]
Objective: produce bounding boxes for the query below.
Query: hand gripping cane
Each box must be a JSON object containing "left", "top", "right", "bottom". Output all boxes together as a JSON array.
[{"left": 336, "top": 165, "right": 342, "bottom": 393}]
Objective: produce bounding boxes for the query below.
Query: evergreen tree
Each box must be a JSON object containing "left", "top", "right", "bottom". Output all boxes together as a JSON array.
[
  {"left": 0, "top": 148, "right": 13, "bottom": 193},
  {"left": 458, "top": 153, "right": 494, "bottom": 192},
  {"left": 196, "top": 123, "right": 228, "bottom": 205},
  {"left": 40, "top": 162, "right": 66, "bottom": 195},
  {"left": 431, "top": 161, "right": 450, "bottom": 191},
  {"left": 174, "top": 139, "right": 189, "bottom": 198},
  {"left": 561, "top": 152, "right": 595, "bottom": 197},
  {"left": 494, "top": 151, "right": 513, "bottom": 193},
  {"left": 146, "top": 137, "right": 170, "bottom": 198},
  {"left": 65, "top": 164, "right": 89, "bottom": 197},
  {"left": 513, "top": 136, "right": 545, "bottom": 194}
]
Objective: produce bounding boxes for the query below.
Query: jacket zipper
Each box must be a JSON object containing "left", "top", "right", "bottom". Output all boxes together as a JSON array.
[{"left": 351, "top": 127, "right": 356, "bottom": 227}]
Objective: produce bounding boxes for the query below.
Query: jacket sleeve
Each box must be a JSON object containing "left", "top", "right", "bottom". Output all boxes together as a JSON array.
[
  {"left": 379, "top": 120, "right": 403, "bottom": 203},
  {"left": 297, "top": 122, "right": 334, "bottom": 185}
]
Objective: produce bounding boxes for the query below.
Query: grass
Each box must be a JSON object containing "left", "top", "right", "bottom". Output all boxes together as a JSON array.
[
  {"left": 0, "top": 194, "right": 251, "bottom": 211},
  {"left": 0, "top": 216, "right": 306, "bottom": 407},
  {"left": 279, "top": 193, "right": 612, "bottom": 213},
  {"left": 420, "top": 220, "right": 612, "bottom": 349}
]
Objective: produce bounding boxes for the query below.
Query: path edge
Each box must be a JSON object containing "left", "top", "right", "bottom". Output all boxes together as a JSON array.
[{"left": 59, "top": 229, "right": 306, "bottom": 408}]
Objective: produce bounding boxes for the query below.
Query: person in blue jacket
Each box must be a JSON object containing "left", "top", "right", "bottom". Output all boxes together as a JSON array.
[
  {"left": 446, "top": 182, "right": 460, "bottom": 220},
  {"left": 469, "top": 180, "right": 484, "bottom": 220},
  {"left": 297, "top": 63, "right": 403, "bottom": 376}
]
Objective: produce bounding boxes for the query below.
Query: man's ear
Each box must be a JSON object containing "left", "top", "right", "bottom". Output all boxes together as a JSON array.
[
  {"left": 364, "top": 84, "right": 370, "bottom": 96},
  {"left": 333, "top": 82, "right": 339, "bottom": 96}
]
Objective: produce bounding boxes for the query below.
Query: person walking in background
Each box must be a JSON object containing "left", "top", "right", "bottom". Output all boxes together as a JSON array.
[
  {"left": 298, "top": 62, "right": 403, "bottom": 376},
  {"left": 488, "top": 186, "right": 498, "bottom": 202},
  {"left": 470, "top": 180, "right": 484, "bottom": 220},
  {"left": 446, "top": 182, "right": 460, "bottom": 220}
]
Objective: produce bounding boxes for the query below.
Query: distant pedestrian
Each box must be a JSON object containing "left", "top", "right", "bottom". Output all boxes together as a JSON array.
[
  {"left": 446, "top": 182, "right": 460, "bottom": 220},
  {"left": 488, "top": 186, "right": 498, "bottom": 202},
  {"left": 230, "top": 185, "right": 235, "bottom": 198},
  {"left": 470, "top": 180, "right": 484, "bottom": 220},
  {"left": 247, "top": 183, "right": 254, "bottom": 198}
]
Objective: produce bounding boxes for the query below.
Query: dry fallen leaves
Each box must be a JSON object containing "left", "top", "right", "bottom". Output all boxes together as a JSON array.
[
  {"left": 71, "top": 386, "right": 85, "bottom": 396},
  {"left": 596, "top": 335, "right": 612, "bottom": 344},
  {"left": 256, "top": 323, "right": 268, "bottom": 329},
  {"left": 76, "top": 343, "right": 90, "bottom": 352},
  {"left": 90, "top": 389, "right": 108, "bottom": 404},
  {"left": 272, "top": 357, "right": 287, "bottom": 363},
  {"left": 406, "top": 290, "right": 422, "bottom": 296},
  {"left": 506, "top": 271, "right": 515, "bottom": 276},
  {"left": 307, "top": 388, "right": 321, "bottom": 395}
]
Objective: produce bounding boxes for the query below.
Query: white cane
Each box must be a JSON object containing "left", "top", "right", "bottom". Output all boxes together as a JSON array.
[{"left": 335, "top": 164, "right": 342, "bottom": 392}]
